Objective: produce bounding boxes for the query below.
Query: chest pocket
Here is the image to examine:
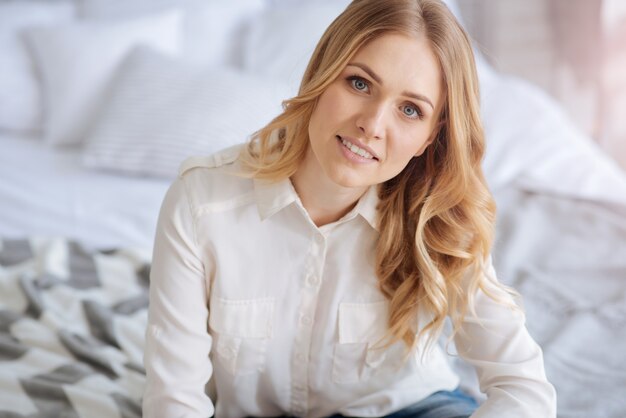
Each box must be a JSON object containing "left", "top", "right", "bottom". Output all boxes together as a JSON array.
[
  {"left": 209, "top": 297, "right": 274, "bottom": 377},
  {"left": 332, "top": 300, "right": 404, "bottom": 384}
]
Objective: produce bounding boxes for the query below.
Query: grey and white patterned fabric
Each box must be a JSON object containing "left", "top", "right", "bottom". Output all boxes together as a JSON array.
[{"left": 0, "top": 238, "right": 150, "bottom": 417}]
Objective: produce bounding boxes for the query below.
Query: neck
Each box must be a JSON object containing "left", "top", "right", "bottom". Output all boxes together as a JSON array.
[{"left": 291, "top": 148, "right": 367, "bottom": 227}]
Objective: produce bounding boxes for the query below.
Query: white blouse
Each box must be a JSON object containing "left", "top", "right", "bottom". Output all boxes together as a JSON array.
[{"left": 142, "top": 145, "right": 556, "bottom": 418}]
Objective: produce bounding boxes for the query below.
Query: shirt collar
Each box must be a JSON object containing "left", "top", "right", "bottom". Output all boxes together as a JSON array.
[
  {"left": 252, "top": 177, "right": 298, "bottom": 220},
  {"left": 353, "top": 184, "right": 380, "bottom": 232},
  {"left": 253, "top": 177, "right": 380, "bottom": 232}
]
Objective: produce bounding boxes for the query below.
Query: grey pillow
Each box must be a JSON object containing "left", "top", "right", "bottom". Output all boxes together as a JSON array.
[{"left": 82, "top": 46, "right": 290, "bottom": 178}]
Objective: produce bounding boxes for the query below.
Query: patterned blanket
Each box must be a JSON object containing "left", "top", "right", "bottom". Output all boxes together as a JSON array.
[{"left": 0, "top": 238, "right": 150, "bottom": 417}]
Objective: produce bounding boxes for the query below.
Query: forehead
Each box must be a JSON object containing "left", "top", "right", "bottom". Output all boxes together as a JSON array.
[{"left": 348, "top": 33, "right": 443, "bottom": 109}]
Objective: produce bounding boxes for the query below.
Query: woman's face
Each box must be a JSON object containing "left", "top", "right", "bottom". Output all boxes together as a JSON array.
[{"left": 306, "top": 32, "right": 443, "bottom": 190}]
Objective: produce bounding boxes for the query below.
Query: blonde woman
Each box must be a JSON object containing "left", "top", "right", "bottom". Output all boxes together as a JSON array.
[{"left": 143, "top": 0, "right": 556, "bottom": 417}]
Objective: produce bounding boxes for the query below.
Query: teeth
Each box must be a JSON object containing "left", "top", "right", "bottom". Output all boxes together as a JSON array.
[{"left": 340, "top": 137, "right": 374, "bottom": 159}]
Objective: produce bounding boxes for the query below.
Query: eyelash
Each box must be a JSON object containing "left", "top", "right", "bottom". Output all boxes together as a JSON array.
[{"left": 345, "top": 75, "right": 424, "bottom": 120}]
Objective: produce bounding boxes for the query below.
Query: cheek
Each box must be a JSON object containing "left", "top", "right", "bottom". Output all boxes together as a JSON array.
[
  {"left": 315, "top": 86, "right": 353, "bottom": 125},
  {"left": 394, "top": 129, "right": 430, "bottom": 155}
]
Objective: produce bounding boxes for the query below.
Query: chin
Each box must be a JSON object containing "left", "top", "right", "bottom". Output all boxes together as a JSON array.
[{"left": 330, "top": 173, "right": 371, "bottom": 189}]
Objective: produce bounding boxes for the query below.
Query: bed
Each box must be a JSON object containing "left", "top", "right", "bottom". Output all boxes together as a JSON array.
[{"left": 1, "top": 0, "right": 626, "bottom": 417}]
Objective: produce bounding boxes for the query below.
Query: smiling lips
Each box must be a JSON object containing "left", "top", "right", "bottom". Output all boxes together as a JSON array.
[{"left": 336, "top": 135, "right": 379, "bottom": 160}]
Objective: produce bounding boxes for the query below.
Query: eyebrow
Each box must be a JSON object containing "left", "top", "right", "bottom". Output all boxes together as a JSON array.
[{"left": 346, "top": 62, "right": 435, "bottom": 110}]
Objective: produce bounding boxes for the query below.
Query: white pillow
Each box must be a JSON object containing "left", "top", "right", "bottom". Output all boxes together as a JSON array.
[
  {"left": 0, "top": 1, "right": 75, "bottom": 132},
  {"left": 82, "top": 47, "right": 290, "bottom": 178},
  {"left": 241, "top": 2, "right": 351, "bottom": 96},
  {"left": 481, "top": 72, "right": 626, "bottom": 206},
  {"left": 22, "top": 9, "right": 183, "bottom": 147},
  {"left": 241, "top": 0, "right": 465, "bottom": 95},
  {"left": 77, "top": 0, "right": 264, "bottom": 67}
]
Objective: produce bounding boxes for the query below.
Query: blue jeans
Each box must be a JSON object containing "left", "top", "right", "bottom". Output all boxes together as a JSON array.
[
  {"left": 241, "top": 387, "right": 478, "bottom": 418},
  {"left": 326, "top": 387, "right": 478, "bottom": 418}
]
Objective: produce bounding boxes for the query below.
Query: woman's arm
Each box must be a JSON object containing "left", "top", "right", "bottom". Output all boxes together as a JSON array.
[
  {"left": 454, "top": 258, "right": 557, "bottom": 418},
  {"left": 143, "top": 177, "right": 215, "bottom": 417}
]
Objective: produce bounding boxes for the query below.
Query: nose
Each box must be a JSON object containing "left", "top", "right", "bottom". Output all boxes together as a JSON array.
[{"left": 356, "top": 101, "right": 387, "bottom": 140}]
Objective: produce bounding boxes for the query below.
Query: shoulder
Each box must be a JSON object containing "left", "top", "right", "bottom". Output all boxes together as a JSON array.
[
  {"left": 174, "top": 144, "right": 255, "bottom": 213},
  {"left": 178, "top": 144, "right": 243, "bottom": 177}
]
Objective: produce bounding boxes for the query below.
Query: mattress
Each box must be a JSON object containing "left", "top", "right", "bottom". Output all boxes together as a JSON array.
[{"left": 0, "top": 132, "right": 170, "bottom": 251}]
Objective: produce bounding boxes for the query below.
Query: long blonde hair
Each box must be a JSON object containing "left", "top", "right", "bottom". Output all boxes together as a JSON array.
[{"left": 240, "top": 0, "right": 511, "bottom": 351}]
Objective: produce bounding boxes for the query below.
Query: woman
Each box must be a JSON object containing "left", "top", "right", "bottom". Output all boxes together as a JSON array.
[{"left": 143, "top": 0, "right": 557, "bottom": 417}]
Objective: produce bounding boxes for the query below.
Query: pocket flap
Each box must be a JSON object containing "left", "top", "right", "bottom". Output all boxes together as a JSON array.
[
  {"left": 338, "top": 300, "right": 389, "bottom": 344},
  {"left": 209, "top": 297, "right": 274, "bottom": 339}
]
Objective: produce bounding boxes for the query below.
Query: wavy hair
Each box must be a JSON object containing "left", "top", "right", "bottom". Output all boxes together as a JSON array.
[{"left": 239, "top": 0, "right": 514, "bottom": 352}]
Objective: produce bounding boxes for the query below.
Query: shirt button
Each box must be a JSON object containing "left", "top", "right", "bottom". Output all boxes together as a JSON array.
[
  {"left": 301, "top": 315, "right": 312, "bottom": 325},
  {"left": 296, "top": 353, "right": 306, "bottom": 362},
  {"left": 307, "top": 276, "right": 320, "bottom": 286},
  {"left": 222, "top": 346, "right": 237, "bottom": 359}
]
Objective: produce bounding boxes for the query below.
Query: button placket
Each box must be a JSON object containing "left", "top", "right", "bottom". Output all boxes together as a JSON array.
[
  {"left": 290, "top": 232, "right": 327, "bottom": 415},
  {"left": 306, "top": 275, "right": 320, "bottom": 287},
  {"left": 300, "top": 314, "right": 312, "bottom": 326}
]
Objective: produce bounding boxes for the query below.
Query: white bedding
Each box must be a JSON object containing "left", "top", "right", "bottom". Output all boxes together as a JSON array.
[
  {"left": 491, "top": 188, "right": 626, "bottom": 418},
  {"left": 0, "top": 132, "right": 168, "bottom": 251}
]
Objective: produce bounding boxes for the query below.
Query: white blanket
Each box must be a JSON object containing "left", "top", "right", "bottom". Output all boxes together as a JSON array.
[
  {"left": 491, "top": 188, "right": 626, "bottom": 418},
  {"left": 0, "top": 132, "right": 169, "bottom": 251}
]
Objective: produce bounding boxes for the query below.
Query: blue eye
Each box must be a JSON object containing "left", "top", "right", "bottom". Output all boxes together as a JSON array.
[
  {"left": 401, "top": 104, "right": 423, "bottom": 119},
  {"left": 347, "top": 76, "right": 369, "bottom": 93}
]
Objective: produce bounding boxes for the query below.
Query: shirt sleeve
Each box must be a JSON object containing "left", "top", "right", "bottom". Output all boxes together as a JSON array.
[
  {"left": 143, "top": 177, "right": 215, "bottom": 417},
  {"left": 454, "top": 257, "right": 557, "bottom": 418}
]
